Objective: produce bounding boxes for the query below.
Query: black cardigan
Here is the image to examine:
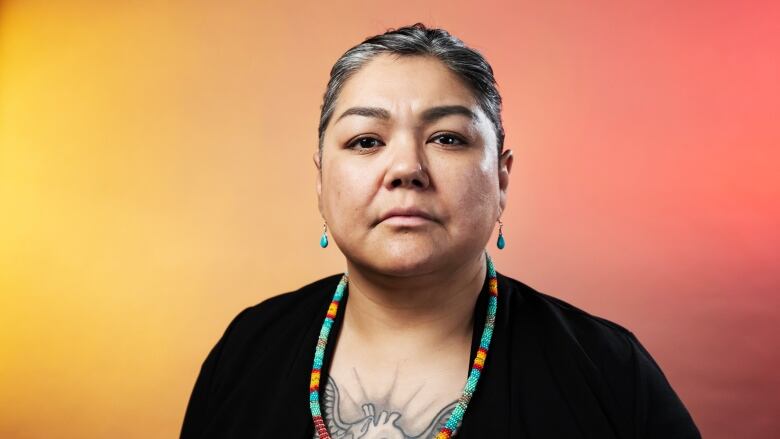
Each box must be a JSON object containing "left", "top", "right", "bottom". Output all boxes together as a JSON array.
[{"left": 180, "top": 271, "right": 701, "bottom": 438}]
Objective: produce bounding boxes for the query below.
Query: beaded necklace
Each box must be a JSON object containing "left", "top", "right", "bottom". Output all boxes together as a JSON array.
[{"left": 309, "top": 252, "right": 499, "bottom": 439}]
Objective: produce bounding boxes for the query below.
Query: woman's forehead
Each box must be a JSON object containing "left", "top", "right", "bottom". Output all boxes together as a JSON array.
[{"left": 334, "top": 54, "right": 481, "bottom": 118}]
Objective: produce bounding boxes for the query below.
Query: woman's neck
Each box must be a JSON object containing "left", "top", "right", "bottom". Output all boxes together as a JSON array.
[{"left": 341, "top": 251, "right": 487, "bottom": 351}]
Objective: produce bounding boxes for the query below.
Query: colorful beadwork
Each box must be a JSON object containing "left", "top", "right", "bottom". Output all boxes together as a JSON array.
[{"left": 309, "top": 251, "right": 499, "bottom": 438}]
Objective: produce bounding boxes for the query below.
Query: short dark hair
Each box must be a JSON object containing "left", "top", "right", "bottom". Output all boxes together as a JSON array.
[{"left": 317, "top": 23, "right": 505, "bottom": 157}]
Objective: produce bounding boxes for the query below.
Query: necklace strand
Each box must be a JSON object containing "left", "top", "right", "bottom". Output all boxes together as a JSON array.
[{"left": 309, "top": 251, "right": 499, "bottom": 439}]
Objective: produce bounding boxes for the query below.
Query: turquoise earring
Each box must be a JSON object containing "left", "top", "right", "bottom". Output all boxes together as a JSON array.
[
  {"left": 496, "top": 219, "right": 506, "bottom": 249},
  {"left": 320, "top": 222, "right": 329, "bottom": 248}
]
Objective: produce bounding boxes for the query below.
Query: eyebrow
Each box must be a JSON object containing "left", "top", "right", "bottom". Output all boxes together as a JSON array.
[
  {"left": 420, "top": 105, "right": 476, "bottom": 123},
  {"left": 334, "top": 105, "right": 476, "bottom": 125},
  {"left": 335, "top": 106, "right": 390, "bottom": 123}
]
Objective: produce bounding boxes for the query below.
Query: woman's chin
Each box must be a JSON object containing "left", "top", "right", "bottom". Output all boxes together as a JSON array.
[{"left": 357, "top": 239, "right": 442, "bottom": 277}]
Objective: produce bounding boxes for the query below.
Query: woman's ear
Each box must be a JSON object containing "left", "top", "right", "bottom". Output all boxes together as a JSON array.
[
  {"left": 498, "top": 149, "right": 513, "bottom": 213},
  {"left": 313, "top": 150, "right": 323, "bottom": 215}
]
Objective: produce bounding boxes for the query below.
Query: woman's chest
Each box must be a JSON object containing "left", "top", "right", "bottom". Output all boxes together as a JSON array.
[{"left": 321, "top": 349, "right": 470, "bottom": 438}]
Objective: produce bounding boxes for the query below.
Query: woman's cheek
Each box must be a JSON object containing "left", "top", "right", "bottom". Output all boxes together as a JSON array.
[{"left": 460, "top": 164, "right": 493, "bottom": 202}]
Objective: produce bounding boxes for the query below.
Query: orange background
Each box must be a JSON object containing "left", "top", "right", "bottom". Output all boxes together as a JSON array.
[{"left": 1, "top": 1, "right": 778, "bottom": 438}]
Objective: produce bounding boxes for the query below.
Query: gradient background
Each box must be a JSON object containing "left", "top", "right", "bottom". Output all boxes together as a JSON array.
[{"left": 1, "top": 1, "right": 778, "bottom": 438}]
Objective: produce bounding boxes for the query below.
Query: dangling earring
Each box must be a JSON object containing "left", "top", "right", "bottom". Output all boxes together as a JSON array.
[
  {"left": 496, "top": 219, "right": 506, "bottom": 249},
  {"left": 320, "top": 222, "right": 329, "bottom": 248}
]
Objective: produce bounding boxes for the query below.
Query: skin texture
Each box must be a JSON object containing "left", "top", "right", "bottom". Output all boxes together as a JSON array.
[{"left": 312, "top": 53, "right": 513, "bottom": 435}]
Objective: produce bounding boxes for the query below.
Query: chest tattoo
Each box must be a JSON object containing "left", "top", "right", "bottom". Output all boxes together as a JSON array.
[{"left": 313, "top": 373, "right": 457, "bottom": 439}]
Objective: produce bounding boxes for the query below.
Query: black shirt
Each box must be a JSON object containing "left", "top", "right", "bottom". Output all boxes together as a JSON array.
[{"left": 180, "top": 270, "right": 701, "bottom": 438}]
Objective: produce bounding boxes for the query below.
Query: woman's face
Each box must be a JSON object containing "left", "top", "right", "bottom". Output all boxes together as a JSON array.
[{"left": 314, "top": 54, "right": 512, "bottom": 276}]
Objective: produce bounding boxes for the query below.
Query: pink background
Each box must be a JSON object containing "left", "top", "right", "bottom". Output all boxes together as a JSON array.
[{"left": 1, "top": 1, "right": 778, "bottom": 437}]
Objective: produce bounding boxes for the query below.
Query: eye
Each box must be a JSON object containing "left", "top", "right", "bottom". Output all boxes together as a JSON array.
[
  {"left": 348, "top": 136, "right": 384, "bottom": 151},
  {"left": 430, "top": 133, "right": 467, "bottom": 146}
]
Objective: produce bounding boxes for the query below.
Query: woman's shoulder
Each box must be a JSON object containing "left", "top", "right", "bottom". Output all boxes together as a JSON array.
[
  {"left": 499, "top": 272, "right": 633, "bottom": 332},
  {"left": 194, "top": 274, "right": 344, "bottom": 387},
  {"left": 227, "top": 273, "right": 344, "bottom": 338},
  {"left": 498, "top": 272, "right": 701, "bottom": 436},
  {"left": 497, "top": 271, "right": 637, "bottom": 364}
]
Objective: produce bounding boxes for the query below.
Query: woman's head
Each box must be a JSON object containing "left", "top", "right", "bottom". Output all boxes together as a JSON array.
[
  {"left": 314, "top": 23, "right": 513, "bottom": 277},
  {"left": 318, "top": 23, "right": 505, "bottom": 157}
]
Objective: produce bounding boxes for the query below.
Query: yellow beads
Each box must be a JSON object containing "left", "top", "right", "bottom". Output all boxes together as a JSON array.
[{"left": 310, "top": 370, "right": 320, "bottom": 389}]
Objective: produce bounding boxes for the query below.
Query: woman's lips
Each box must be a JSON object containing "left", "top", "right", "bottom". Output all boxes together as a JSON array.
[
  {"left": 376, "top": 207, "right": 437, "bottom": 227},
  {"left": 381, "top": 215, "right": 434, "bottom": 226}
]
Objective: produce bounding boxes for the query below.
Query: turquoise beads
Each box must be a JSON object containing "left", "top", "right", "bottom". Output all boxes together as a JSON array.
[{"left": 309, "top": 251, "right": 500, "bottom": 439}]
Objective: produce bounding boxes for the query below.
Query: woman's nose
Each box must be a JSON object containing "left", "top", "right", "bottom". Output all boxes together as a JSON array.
[{"left": 383, "top": 139, "right": 431, "bottom": 190}]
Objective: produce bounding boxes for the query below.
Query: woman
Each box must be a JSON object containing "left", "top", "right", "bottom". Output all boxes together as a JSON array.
[{"left": 180, "top": 23, "right": 701, "bottom": 439}]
